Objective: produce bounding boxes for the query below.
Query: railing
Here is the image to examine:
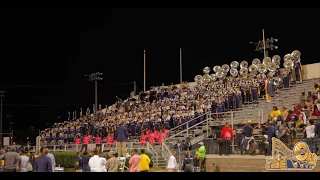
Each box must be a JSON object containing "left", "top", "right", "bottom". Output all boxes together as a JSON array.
[
  {"left": 202, "top": 137, "right": 320, "bottom": 155},
  {"left": 146, "top": 141, "right": 159, "bottom": 167},
  {"left": 169, "top": 112, "right": 209, "bottom": 133},
  {"left": 166, "top": 109, "right": 264, "bottom": 142},
  {"left": 161, "top": 141, "right": 171, "bottom": 167}
]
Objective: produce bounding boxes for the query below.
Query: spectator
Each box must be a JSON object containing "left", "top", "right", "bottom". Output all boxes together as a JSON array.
[
  {"left": 88, "top": 149, "right": 106, "bottom": 172},
  {"left": 196, "top": 142, "right": 206, "bottom": 172},
  {"left": 139, "top": 149, "right": 150, "bottom": 172},
  {"left": 281, "top": 107, "right": 288, "bottom": 120},
  {"left": 106, "top": 151, "right": 120, "bottom": 172},
  {"left": 0, "top": 148, "right": 20, "bottom": 172},
  {"left": 181, "top": 153, "right": 193, "bottom": 172},
  {"left": 115, "top": 122, "right": 129, "bottom": 157},
  {"left": 167, "top": 150, "right": 177, "bottom": 172},
  {"left": 45, "top": 147, "right": 56, "bottom": 172},
  {"left": 81, "top": 151, "right": 90, "bottom": 172},
  {"left": 19, "top": 149, "right": 29, "bottom": 172},
  {"left": 270, "top": 106, "right": 281, "bottom": 120},
  {"left": 128, "top": 149, "right": 141, "bottom": 172},
  {"left": 220, "top": 122, "right": 234, "bottom": 156},
  {"left": 35, "top": 147, "right": 52, "bottom": 172},
  {"left": 75, "top": 152, "right": 82, "bottom": 172}
]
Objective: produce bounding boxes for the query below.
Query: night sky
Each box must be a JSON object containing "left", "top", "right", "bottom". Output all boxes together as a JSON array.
[{"left": 0, "top": 8, "right": 319, "bottom": 143}]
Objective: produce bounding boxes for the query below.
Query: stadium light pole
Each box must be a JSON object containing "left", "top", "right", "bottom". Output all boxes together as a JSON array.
[
  {"left": 144, "top": 50, "right": 146, "bottom": 92},
  {"left": 180, "top": 48, "right": 182, "bottom": 84},
  {"left": 0, "top": 91, "right": 5, "bottom": 147},
  {"left": 85, "top": 72, "right": 103, "bottom": 113},
  {"left": 249, "top": 29, "right": 278, "bottom": 58}
]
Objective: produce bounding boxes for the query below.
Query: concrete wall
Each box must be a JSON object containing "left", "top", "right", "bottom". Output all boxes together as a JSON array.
[{"left": 205, "top": 155, "right": 320, "bottom": 172}]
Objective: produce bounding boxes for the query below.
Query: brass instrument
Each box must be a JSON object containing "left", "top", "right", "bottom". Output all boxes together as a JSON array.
[
  {"left": 240, "top": 60, "right": 248, "bottom": 69},
  {"left": 221, "top": 64, "right": 230, "bottom": 73},
  {"left": 215, "top": 71, "right": 224, "bottom": 79},
  {"left": 248, "top": 64, "right": 258, "bottom": 73},
  {"left": 203, "top": 67, "right": 211, "bottom": 74},
  {"left": 239, "top": 68, "right": 248, "bottom": 77},
  {"left": 230, "top": 68, "right": 238, "bottom": 77},
  {"left": 252, "top": 58, "right": 261, "bottom": 66},
  {"left": 230, "top": 61, "right": 239, "bottom": 69},
  {"left": 272, "top": 55, "right": 281, "bottom": 67},
  {"left": 268, "top": 62, "right": 277, "bottom": 72},
  {"left": 291, "top": 50, "right": 301, "bottom": 59},
  {"left": 194, "top": 75, "right": 203, "bottom": 84},
  {"left": 213, "top": 65, "right": 221, "bottom": 73},
  {"left": 257, "top": 73, "right": 266, "bottom": 79},
  {"left": 210, "top": 74, "right": 216, "bottom": 82},
  {"left": 258, "top": 64, "right": 267, "bottom": 74},
  {"left": 283, "top": 54, "right": 292, "bottom": 62},
  {"left": 283, "top": 59, "right": 294, "bottom": 69},
  {"left": 263, "top": 57, "right": 272, "bottom": 66},
  {"left": 273, "top": 76, "right": 283, "bottom": 86}
]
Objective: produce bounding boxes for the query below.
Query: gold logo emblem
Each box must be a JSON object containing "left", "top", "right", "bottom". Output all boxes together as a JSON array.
[{"left": 265, "top": 138, "right": 317, "bottom": 170}]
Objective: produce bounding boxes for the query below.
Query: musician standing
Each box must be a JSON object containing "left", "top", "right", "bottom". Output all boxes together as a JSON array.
[
  {"left": 265, "top": 77, "right": 274, "bottom": 103},
  {"left": 294, "top": 57, "right": 303, "bottom": 83},
  {"left": 283, "top": 69, "right": 291, "bottom": 89},
  {"left": 251, "top": 83, "right": 259, "bottom": 103}
]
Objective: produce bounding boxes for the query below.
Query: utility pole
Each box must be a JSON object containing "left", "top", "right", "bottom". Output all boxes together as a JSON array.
[
  {"left": 85, "top": 72, "right": 103, "bottom": 113},
  {"left": 249, "top": 29, "right": 278, "bottom": 58},
  {"left": 0, "top": 91, "right": 5, "bottom": 147},
  {"left": 143, "top": 50, "right": 146, "bottom": 92},
  {"left": 133, "top": 81, "right": 137, "bottom": 96}
]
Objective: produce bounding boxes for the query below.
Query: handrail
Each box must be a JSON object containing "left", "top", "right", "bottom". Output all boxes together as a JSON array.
[
  {"left": 146, "top": 142, "right": 159, "bottom": 167},
  {"left": 167, "top": 117, "right": 213, "bottom": 140},
  {"left": 169, "top": 112, "right": 209, "bottom": 132},
  {"left": 161, "top": 142, "right": 171, "bottom": 166}
]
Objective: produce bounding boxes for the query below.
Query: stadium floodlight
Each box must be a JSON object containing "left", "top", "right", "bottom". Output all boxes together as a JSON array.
[
  {"left": 85, "top": 72, "right": 103, "bottom": 113},
  {"left": 249, "top": 29, "right": 278, "bottom": 58}
]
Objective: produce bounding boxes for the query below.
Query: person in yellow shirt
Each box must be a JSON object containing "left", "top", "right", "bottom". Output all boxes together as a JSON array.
[
  {"left": 281, "top": 107, "right": 288, "bottom": 120},
  {"left": 270, "top": 106, "right": 281, "bottom": 120},
  {"left": 139, "top": 149, "right": 150, "bottom": 172},
  {"left": 313, "top": 84, "right": 319, "bottom": 94}
]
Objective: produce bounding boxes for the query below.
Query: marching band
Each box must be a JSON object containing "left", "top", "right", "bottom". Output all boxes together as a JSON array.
[{"left": 39, "top": 50, "right": 303, "bottom": 146}]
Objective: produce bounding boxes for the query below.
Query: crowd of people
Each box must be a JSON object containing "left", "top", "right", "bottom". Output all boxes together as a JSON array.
[
  {"left": 0, "top": 146, "right": 56, "bottom": 172},
  {"left": 39, "top": 52, "right": 306, "bottom": 150},
  {"left": 211, "top": 82, "right": 320, "bottom": 157}
]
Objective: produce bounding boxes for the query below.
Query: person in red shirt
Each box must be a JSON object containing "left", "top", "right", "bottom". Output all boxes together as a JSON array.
[
  {"left": 81, "top": 133, "right": 89, "bottom": 153},
  {"left": 95, "top": 133, "right": 102, "bottom": 153},
  {"left": 220, "top": 122, "right": 234, "bottom": 156}
]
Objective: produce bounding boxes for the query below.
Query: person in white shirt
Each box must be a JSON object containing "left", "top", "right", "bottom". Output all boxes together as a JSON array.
[
  {"left": 167, "top": 150, "right": 177, "bottom": 172},
  {"left": 305, "top": 119, "right": 315, "bottom": 138},
  {"left": 19, "top": 149, "right": 29, "bottom": 172},
  {"left": 89, "top": 149, "right": 107, "bottom": 172},
  {"left": 99, "top": 152, "right": 107, "bottom": 172}
]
